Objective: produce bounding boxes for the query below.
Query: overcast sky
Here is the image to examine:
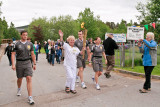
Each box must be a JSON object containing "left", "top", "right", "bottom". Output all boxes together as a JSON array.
[{"left": 1, "top": 0, "right": 147, "bottom": 27}]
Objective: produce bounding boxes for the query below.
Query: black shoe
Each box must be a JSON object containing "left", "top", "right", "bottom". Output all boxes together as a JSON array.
[
  {"left": 106, "top": 74, "right": 111, "bottom": 78},
  {"left": 104, "top": 73, "right": 111, "bottom": 78}
]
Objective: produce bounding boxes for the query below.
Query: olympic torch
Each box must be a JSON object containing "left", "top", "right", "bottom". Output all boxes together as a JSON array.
[{"left": 81, "top": 22, "right": 87, "bottom": 59}]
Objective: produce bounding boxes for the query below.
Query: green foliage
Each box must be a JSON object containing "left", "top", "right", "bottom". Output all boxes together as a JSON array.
[
  {"left": 125, "top": 58, "right": 143, "bottom": 67},
  {"left": 28, "top": 17, "right": 50, "bottom": 41},
  {"left": 77, "top": 8, "right": 111, "bottom": 40},
  {"left": 136, "top": 0, "right": 160, "bottom": 42},
  {"left": 113, "top": 19, "right": 127, "bottom": 33},
  {"left": 32, "top": 25, "right": 44, "bottom": 43},
  {"left": 0, "top": 1, "right": 2, "bottom": 16},
  {"left": 50, "top": 15, "right": 80, "bottom": 41},
  {"left": 0, "top": 18, "right": 4, "bottom": 44},
  {"left": 2, "top": 17, "right": 9, "bottom": 39},
  {"left": 7, "top": 22, "right": 20, "bottom": 40},
  {"left": 78, "top": 8, "right": 97, "bottom": 39}
]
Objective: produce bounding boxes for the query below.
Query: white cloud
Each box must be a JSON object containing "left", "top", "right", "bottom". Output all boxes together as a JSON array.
[{"left": 1, "top": 0, "right": 147, "bottom": 27}]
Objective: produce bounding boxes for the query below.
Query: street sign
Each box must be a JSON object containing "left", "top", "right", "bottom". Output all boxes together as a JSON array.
[
  {"left": 105, "top": 33, "right": 126, "bottom": 42},
  {"left": 127, "top": 27, "right": 144, "bottom": 40}
]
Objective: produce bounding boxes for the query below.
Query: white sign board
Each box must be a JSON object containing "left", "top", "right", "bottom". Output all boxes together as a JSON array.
[
  {"left": 105, "top": 33, "right": 126, "bottom": 42},
  {"left": 127, "top": 27, "right": 144, "bottom": 40}
]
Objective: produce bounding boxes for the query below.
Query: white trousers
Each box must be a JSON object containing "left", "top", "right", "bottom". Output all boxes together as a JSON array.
[{"left": 64, "top": 65, "right": 77, "bottom": 90}]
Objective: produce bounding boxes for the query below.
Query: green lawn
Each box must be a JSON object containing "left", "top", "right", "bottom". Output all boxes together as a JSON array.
[
  {"left": 40, "top": 47, "right": 46, "bottom": 54},
  {"left": 116, "top": 65, "right": 160, "bottom": 76}
]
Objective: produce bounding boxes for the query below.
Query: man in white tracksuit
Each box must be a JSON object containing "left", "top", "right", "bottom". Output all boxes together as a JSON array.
[{"left": 59, "top": 30, "right": 85, "bottom": 94}]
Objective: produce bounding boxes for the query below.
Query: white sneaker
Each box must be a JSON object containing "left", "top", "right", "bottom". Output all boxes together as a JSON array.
[
  {"left": 76, "top": 76, "right": 79, "bottom": 83},
  {"left": 96, "top": 84, "right": 100, "bottom": 90},
  {"left": 17, "top": 89, "right": 21, "bottom": 96},
  {"left": 81, "top": 82, "right": 87, "bottom": 89},
  {"left": 28, "top": 97, "right": 35, "bottom": 105}
]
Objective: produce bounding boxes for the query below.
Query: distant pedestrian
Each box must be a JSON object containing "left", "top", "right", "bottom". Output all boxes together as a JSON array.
[
  {"left": 38, "top": 42, "right": 41, "bottom": 53},
  {"left": 4, "top": 42, "right": 13, "bottom": 66},
  {"left": 103, "top": 33, "right": 118, "bottom": 78},
  {"left": 56, "top": 46, "right": 62, "bottom": 64},
  {"left": 51, "top": 41, "right": 55, "bottom": 66},
  {"left": 34, "top": 41, "right": 39, "bottom": 62},
  {"left": 138, "top": 32, "right": 157, "bottom": 93}
]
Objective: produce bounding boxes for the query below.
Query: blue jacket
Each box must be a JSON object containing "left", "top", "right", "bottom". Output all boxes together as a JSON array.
[
  {"left": 34, "top": 44, "right": 39, "bottom": 52},
  {"left": 56, "top": 49, "right": 62, "bottom": 56},
  {"left": 139, "top": 39, "right": 157, "bottom": 66}
]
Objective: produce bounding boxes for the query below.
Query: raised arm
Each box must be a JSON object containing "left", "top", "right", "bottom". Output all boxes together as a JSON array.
[{"left": 59, "top": 30, "right": 63, "bottom": 42}]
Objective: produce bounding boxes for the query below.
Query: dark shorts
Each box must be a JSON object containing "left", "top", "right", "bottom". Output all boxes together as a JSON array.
[
  {"left": 16, "top": 60, "right": 33, "bottom": 78},
  {"left": 77, "top": 56, "right": 86, "bottom": 68},
  {"left": 92, "top": 57, "right": 103, "bottom": 72}
]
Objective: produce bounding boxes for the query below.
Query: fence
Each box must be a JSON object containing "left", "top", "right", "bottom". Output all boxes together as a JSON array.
[{"left": 114, "top": 43, "right": 160, "bottom": 68}]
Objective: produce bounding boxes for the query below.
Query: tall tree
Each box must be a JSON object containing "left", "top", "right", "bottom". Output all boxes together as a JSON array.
[
  {"left": 8, "top": 22, "right": 20, "bottom": 40},
  {"left": 77, "top": 8, "right": 97, "bottom": 39},
  {"left": 32, "top": 25, "right": 44, "bottom": 43},
  {"left": 0, "top": 18, "right": 4, "bottom": 44},
  {"left": 136, "top": 0, "right": 160, "bottom": 42},
  {"left": 0, "top": 1, "right": 3, "bottom": 44},
  {"left": 2, "top": 17, "right": 9, "bottom": 39}
]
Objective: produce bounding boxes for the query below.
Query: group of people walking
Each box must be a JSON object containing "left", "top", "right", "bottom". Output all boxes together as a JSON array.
[
  {"left": 4, "top": 29, "right": 157, "bottom": 105},
  {"left": 44, "top": 39, "right": 62, "bottom": 66}
]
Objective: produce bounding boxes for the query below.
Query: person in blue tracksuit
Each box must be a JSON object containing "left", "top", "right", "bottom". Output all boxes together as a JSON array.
[
  {"left": 56, "top": 46, "right": 62, "bottom": 64},
  {"left": 138, "top": 32, "right": 157, "bottom": 93}
]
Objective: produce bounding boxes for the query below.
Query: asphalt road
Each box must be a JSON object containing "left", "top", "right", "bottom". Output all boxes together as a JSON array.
[{"left": 0, "top": 54, "right": 160, "bottom": 107}]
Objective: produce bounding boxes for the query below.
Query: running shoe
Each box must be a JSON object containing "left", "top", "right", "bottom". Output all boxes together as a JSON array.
[
  {"left": 17, "top": 89, "right": 21, "bottom": 96},
  {"left": 81, "top": 82, "right": 87, "bottom": 89},
  {"left": 96, "top": 84, "right": 100, "bottom": 90},
  {"left": 28, "top": 97, "right": 35, "bottom": 105}
]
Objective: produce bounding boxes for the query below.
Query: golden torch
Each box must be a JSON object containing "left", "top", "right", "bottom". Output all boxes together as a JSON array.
[{"left": 81, "top": 22, "right": 87, "bottom": 59}]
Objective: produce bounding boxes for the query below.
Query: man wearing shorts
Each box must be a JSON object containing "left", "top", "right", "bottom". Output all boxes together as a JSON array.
[
  {"left": 74, "top": 30, "right": 90, "bottom": 89},
  {"left": 11, "top": 30, "right": 36, "bottom": 105}
]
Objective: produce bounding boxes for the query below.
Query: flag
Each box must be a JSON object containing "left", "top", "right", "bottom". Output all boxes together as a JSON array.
[
  {"left": 144, "top": 25, "right": 148, "bottom": 30},
  {"left": 152, "top": 23, "right": 156, "bottom": 29}
]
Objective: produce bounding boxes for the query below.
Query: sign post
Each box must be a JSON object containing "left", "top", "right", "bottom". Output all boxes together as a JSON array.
[{"left": 127, "top": 27, "right": 144, "bottom": 68}]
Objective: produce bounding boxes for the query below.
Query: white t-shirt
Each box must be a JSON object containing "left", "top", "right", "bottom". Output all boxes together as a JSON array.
[{"left": 63, "top": 42, "right": 80, "bottom": 67}]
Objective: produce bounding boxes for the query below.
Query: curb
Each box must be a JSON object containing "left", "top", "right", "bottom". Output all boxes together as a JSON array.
[{"left": 114, "top": 68, "right": 160, "bottom": 80}]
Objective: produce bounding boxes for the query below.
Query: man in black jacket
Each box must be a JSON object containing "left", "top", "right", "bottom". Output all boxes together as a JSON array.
[
  {"left": 4, "top": 42, "right": 13, "bottom": 66},
  {"left": 103, "top": 33, "right": 118, "bottom": 78}
]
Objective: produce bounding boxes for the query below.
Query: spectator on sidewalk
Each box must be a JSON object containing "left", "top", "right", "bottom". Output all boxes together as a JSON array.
[{"left": 138, "top": 32, "right": 157, "bottom": 93}]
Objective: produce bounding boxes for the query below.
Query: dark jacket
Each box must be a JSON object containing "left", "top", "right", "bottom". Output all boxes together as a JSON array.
[
  {"left": 5, "top": 45, "right": 13, "bottom": 56},
  {"left": 103, "top": 37, "right": 118, "bottom": 55},
  {"left": 51, "top": 45, "right": 55, "bottom": 54}
]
